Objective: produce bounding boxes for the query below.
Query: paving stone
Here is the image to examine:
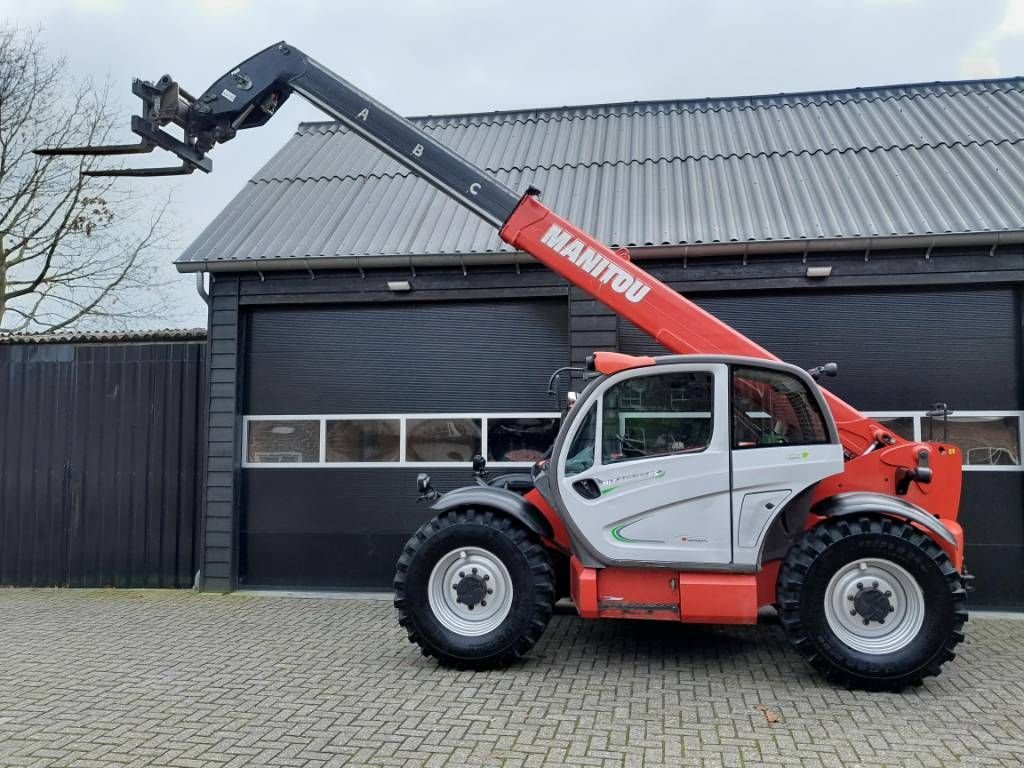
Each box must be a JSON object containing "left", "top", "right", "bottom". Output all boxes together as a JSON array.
[{"left": 0, "top": 590, "right": 1020, "bottom": 767}]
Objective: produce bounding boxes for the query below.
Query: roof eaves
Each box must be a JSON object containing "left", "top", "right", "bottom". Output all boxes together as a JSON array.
[
  {"left": 0, "top": 328, "right": 208, "bottom": 345},
  {"left": 175, "top": 229, "right": 1024, "bottom": 274}
]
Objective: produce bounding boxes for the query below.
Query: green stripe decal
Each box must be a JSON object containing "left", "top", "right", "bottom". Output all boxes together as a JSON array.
[{"left": 610, "top": 525, "right": 632, "bottom": 543}]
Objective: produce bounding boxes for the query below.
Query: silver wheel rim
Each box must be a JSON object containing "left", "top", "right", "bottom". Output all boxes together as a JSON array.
[
  {"left": 824, "top": 557, "right": 925, "bottom": 655},
  {"left": 428, "top": 547, "right": 514, "bottom": 637}
]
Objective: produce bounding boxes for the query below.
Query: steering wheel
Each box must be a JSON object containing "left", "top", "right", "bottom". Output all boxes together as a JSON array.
[{"left": 615, "top": 433, "right": 646, "bottom": 458}]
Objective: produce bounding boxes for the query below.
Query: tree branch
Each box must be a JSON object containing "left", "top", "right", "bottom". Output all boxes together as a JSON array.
[{"left": 0, "top": 25, "right": 176, "bottom": 334}]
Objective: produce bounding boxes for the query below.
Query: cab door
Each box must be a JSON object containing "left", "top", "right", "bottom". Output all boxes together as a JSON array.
[
  {"left": 555, "top": 363, "right": 733, "bottom": 566},
  {"left": 729, "top": 364, "right": 845, "bottom": 566}
]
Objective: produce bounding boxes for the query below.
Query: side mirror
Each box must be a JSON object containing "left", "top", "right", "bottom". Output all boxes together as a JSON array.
[
  {"left": 808, "top": 362, "right": 838, "bottom": 380},
  {"left": 416, "top": 472, "right": 440, "bottom": 502}
]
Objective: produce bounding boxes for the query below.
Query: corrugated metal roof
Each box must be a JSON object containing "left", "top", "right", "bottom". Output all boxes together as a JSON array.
[
  {"left": 0, "top": 328, "right": 206, "bottom": 345},
  {"left": 178, "top": 76, "right": 1024, "bottom": 269}
]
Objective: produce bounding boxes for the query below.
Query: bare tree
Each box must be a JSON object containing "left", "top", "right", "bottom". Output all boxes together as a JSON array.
[{"left": 0, "top": 26, "right": 174, "bottom": 334}]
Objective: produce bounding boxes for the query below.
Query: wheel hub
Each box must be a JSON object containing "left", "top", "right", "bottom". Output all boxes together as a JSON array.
[
  {"left": 852, "top": 586, "right": 894, "bottom": 624},
  {"left": 454, "top": 572, "right": 490, "bottom": 609}
]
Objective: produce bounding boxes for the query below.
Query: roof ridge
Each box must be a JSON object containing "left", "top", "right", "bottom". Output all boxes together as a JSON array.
[
  {"left": 296, "top": 77, "right": 1024, "bottom": 132},
  {"left": 255, "top": 136, "right": 1024, "bottom": 185}
]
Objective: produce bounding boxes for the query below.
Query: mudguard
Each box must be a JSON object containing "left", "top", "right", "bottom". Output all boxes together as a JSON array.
[
  {"left": 812, "top": 491, "right": 957, "bottom": 548},
  {"left": 430, "top": 485, "right": 553, "bottom": 539}
]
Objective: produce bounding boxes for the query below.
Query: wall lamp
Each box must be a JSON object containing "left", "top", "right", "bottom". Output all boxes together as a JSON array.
[
  {"left": 387, "top": 280, "right": 413, "bottom": 292},
  {"left": 805, "top": 266, "right": 833, "bottom": 278}
]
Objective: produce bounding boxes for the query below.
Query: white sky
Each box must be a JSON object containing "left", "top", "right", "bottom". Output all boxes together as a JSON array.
[{"left": 3, "top": 0, "right": 1023, "bottom": 327}]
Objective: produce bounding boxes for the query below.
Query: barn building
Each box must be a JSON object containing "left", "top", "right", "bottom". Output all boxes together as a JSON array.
[{"left": 176, "top": 76, "right": 1024, "bottom": 603}]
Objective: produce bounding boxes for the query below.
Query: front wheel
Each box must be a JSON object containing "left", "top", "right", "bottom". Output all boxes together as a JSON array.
[
  {"left": 777, "top": 515, "right": 967, "bottom": 690},
  {"left": 394, "top": 509, "right": 555, "bottom": 669}
]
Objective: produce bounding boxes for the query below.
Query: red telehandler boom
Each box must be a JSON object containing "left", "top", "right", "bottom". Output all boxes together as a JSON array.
[{"left": 38, "top": 42, "right": 967, "bottom": 689}]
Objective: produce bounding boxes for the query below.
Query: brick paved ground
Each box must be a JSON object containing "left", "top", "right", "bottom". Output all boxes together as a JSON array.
[{"left": 0, "top": 590, "right": 1021, "bottom": 768}]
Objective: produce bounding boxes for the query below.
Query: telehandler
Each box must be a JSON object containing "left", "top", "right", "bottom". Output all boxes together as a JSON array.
[{"left": 38, "top": 42, "right": 968, "bottom": 689}]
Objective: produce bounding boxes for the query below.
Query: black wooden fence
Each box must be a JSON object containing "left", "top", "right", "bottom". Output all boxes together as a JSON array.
[{"left": 0, "top": 332, "right": 206, "bottom": 588}]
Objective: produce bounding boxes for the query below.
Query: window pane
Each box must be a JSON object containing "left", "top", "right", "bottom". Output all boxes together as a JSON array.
[
  {"left": 406, "top": 418, "right": 481, "bottom": 462},
  {"left": 565, "top": 406, "right": 597, "bottom": 476},
  {"left": 247, "top": 420, "right": 320, "bottom": 463},
  {"left": 601, "top": 371, "right": 714, "bottom": 464},
  {"left": 326, "top": 419, "right": 400, "bottom": 462},
  {"left": 487, "top": 417, "right": 559, "bottom": 463},
  {"left": 873, "top": 416, "right": 915, "bottom": 441},
  {"left": 733, "top": 367, "right": 828, "bottom": 449},
  {"left": 927, "top": 415, "right": 1021, "bottom": 466}
]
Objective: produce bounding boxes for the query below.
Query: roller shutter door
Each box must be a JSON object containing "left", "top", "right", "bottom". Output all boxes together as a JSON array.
[{"left": 239, "top": 298, "right": 568, "bottom": 588}]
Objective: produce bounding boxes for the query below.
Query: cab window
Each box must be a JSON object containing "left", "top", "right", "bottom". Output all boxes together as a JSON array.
[
  {"left": 732, "top": 366, "right": 829, "bottom": 449},
  {"left": 564, "top": 404, "right": 597, "bottom": 476},
  {"left": 601, "top": 371, "right": 714, "bottom": 464}
]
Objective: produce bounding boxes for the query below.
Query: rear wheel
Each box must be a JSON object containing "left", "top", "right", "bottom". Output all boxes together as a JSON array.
[
  {"left": 777, "top": 515, "right": 967, "bottom": 690},
  {"left": 394, "top": 509, "right": 555, "bottom": 669}
]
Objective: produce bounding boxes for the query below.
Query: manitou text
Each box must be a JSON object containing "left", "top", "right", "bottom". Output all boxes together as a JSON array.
[{"left": 539, "top": 224, "right": 652, "bottom": 303}]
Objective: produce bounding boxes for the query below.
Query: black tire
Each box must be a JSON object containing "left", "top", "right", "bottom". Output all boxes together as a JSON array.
[
  {"left": 393, "top": 508, "right": 555, "bottom": 669},
  {"left": 777, "top": 515, "right": 967, "bottom": 691}
]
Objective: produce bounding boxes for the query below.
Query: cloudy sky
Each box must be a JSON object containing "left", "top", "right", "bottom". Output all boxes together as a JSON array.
[{"left": 3, "top": 0, "right": 1023, "bottom": 327}]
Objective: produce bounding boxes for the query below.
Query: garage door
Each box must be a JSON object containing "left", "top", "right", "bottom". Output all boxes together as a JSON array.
[
  {"left": 621, "top": 285, "right": 1024, "bottom": 608},
  {"left": 239, "top": 298, "right": 568, "bottom": 589}
]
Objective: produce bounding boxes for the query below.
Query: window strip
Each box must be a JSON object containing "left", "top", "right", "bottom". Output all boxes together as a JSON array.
[
  {"left": 243, "top": 412, "right": 561, "bottom": 469},
  {"left": 240, "top": 410, "right": 1024, "bottom": 471},
  {"left": 865, "top": 410, "right": 1024, "bottom": 472}
]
